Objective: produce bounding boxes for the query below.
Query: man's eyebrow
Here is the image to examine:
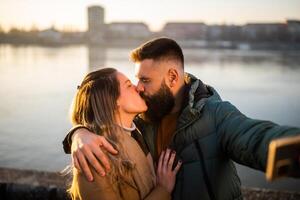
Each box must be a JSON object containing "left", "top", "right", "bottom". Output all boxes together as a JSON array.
[
  {"left": 125, "top": 79, "right": 131, "bottom": 84},
  {"left": 137, "top": 76, "right": 150, "bottom": 80}
]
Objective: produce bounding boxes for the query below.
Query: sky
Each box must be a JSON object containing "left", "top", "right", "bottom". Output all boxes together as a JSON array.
[{"left": 0, "top": 0, "right": 300, "bottom": 32}]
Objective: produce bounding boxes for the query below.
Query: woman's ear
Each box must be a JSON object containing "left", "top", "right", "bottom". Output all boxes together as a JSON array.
[
  {"left": 116, "top": 98, "right": 121, "bottom": 108},
  {"left": 168, "top": 68, "right": 179, "bottom": 88}
]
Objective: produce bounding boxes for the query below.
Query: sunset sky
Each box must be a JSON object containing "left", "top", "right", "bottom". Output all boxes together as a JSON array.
[{"left": 0, "top": 0, "right": 300, "bottom": 32}]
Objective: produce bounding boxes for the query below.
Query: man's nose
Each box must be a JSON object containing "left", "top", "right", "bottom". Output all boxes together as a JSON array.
[{"left": 136, "top": 82, "right": 144, "bottom": 93}]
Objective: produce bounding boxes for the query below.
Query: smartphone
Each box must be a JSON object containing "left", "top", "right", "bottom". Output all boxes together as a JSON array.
[{"left": 266, "top": 134, "right": 300, "bottom": 181}]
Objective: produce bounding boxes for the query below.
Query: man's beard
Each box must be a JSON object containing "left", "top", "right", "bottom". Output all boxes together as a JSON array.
[{"left": 140, "top": 81, "right": 175, "bottom": 123}]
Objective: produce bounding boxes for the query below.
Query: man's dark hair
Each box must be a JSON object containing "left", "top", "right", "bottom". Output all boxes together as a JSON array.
[{"left": 130, "top": 37, "right": 184, "bottom": 68}]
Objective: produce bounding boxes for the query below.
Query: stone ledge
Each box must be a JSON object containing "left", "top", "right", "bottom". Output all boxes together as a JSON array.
[
  {"left": 1, "top": 167, "right": 300, "bottom": 200},
  {"left": 0, "top": 183, "right": 69, "bottom": 200},
  {"left": 0, "top": 167, "right": 67, "bottom": 188}
]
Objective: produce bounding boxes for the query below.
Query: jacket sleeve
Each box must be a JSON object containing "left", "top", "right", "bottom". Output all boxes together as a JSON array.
[
  {"left": 62, "top": 125, "right": 90, "bottom": 154},
  {"left": 72, "top": 168, "right": 171, "bottom": 200},
  {"left": 215, "top": 101, "right": 300, "bottom": 171},
  {"left": 72, "top": 169, "right": 122, "bottom": 200}
]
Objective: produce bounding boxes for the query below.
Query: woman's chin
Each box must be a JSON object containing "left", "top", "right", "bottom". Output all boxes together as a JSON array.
[
  {"left": 142, "top": 105, "right": 148, "bottom": 112},
  {"left": 137, "top": 107, "right": 147, "bottom": 114}
]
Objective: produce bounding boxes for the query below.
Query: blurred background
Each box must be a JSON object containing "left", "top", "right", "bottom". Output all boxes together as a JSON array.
[{"left": 0, "top": 0, "right": 300, "bottom": 192}]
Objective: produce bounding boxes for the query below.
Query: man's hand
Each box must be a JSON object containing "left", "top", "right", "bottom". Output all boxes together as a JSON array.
[{"left": 71, "top": 128, "right": 118, "bottom": 181}]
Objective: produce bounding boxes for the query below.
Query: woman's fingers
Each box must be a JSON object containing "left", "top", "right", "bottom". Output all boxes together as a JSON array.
[
  {"left": 159, "top": 148, "right": 181, "bottom": 172},
  {"left": 157, "top": 150, "right": 165, "bottom": 173},
  {"left": 156, "top": 149, "right": 181, "bottom": 194},
  {"left": 173, "top": 160, "right": 182, "bottom": 174},
  {"left": 163, "top": 149, "right": 171, "bottom": 171},
  {"left": 158, "top": 148, "right": 182, "bottom": 174},
  {"left": 168, "top": 151, "right": 176, "bottom": 171}
]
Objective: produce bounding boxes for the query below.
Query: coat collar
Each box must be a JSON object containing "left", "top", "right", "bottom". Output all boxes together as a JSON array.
[{"left": 176, "top": 73, "right": 221, "bottom": 131}]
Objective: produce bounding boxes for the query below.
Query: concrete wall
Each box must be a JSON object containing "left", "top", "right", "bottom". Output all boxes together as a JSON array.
[{"left": 1, "top": 167, "right": 299, "bottom": 200}]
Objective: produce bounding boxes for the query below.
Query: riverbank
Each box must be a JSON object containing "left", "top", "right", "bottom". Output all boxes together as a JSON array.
[
  {"left": 1, "top": 40, "right": 300, "bottom": 50},
  {"left": 0, "top": 167, "right": 299, "bottom": 200}
]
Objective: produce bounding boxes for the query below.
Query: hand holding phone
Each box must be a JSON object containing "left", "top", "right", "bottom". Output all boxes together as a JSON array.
[{"left": 266, "top": 134, "right": 300, "bottom": 181}]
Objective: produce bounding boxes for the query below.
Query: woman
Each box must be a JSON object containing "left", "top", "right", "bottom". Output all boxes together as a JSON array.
[{"left": 68, "top": 68, "right": 181, "bottom": 200}]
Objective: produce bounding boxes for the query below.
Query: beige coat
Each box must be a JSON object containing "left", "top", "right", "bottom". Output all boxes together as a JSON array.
[{"left": 70, "top": 132, "right": 171, "bottom": 200}]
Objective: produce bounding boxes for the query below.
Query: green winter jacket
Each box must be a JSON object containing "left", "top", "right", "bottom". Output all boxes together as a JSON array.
[{"left": 133, "top": 74, "right": 300, "bottom": 200}]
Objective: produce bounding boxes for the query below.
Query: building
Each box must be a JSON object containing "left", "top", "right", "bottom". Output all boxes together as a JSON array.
[
  {"left": 38, "top": 27, "right": 62, "bottom": 43},
  {"left": 242, "top": 23, "right": 287, "bottom": 41},
  {"left": 206, "top": 25, "right": 223, "bottom": 40},
  {"left": 287, "top": 20, "right": 300, "bottom": 41},
  {"left": 161, "top": 22, "right": 207, "bottom": 40},
  {"left": 87, "top": 6, "right": 105, "bottom": 44},
  {"left": 106, "top": 22, "right": 151, "bottom": 39}
]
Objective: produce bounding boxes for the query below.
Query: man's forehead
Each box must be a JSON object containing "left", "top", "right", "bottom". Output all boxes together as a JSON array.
[
  {"left": 134, "top": 59, "right": 164, "bottom": 77},
  {"left": 135, "top": 61, "right": 152, "bottom": 77}
]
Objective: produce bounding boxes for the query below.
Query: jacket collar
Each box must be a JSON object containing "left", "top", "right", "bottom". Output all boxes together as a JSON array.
[{"left": 176, "top": 73, "right": 221, "bottom": 131}]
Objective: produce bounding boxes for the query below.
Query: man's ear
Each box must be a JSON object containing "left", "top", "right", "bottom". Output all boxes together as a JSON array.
[{"left": 168, "top": 68, "right": 179, "bottom": 87}]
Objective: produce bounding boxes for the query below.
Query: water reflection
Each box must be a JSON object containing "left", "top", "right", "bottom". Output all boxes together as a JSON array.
[
  {"left": 183, "top": 49, "right": 300, "bottom": 69},
  {"left": 87, "top": 46, "right": 107, "bottom": 71},
  {"left": 86, "top": 46, "right": 300, "bottom": 71}
]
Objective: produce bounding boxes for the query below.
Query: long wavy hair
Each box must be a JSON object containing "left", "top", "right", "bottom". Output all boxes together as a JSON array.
[{"left": 68, "top": 68, "right": 133, "bottom": 195}]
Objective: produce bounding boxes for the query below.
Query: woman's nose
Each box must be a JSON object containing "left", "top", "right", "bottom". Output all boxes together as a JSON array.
[{"left": 132, "top": 84, "right": 137, "bottom": 90}]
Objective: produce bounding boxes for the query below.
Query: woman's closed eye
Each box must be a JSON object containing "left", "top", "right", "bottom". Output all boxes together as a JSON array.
[
  {"left": 125, "top": 80, "right": 133, "bottom": 88},
  {"left": 127, "top": 82, "right": 132, "bottom": 88}
]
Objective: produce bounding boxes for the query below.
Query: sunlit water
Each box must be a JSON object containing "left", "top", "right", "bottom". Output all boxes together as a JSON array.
[{"left": 0, "top": 45, "right": 300, "bottom": 191}]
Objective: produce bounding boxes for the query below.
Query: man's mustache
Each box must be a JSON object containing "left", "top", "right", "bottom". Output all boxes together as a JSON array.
[{"left": 139, "top": 92, "right": 148, "bottom": 101}]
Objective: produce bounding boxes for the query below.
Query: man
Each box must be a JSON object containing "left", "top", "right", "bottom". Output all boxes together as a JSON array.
[{"left": 63, "top": 37, "right": 300, "bottom": 200}]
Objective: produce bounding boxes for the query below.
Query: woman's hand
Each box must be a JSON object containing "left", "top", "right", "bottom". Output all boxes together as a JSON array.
[{"left": 156, "top": 148, "right": 182, "bottom": 193}]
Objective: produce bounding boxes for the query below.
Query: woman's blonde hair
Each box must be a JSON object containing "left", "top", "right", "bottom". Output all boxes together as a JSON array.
[{"left": 68, "top": 68, "right": 133, "bottom": 195}]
